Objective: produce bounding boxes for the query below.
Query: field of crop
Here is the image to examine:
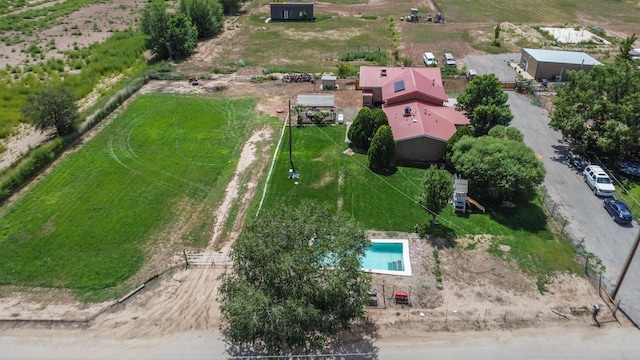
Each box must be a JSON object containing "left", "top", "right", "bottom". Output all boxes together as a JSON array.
[
  {"left": 0, "top": 93, "right": 265, "bottom": 300},
  {"left": 440, "top": 0, "right": 640, "bottom": 24}
]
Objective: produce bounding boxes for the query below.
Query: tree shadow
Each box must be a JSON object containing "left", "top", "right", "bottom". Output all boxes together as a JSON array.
[
  {"left": 370, "top": 166, "right": 397, "bottom": 176},
  {"left": 481, "top": 189, "right": 548, "bottom": 233},
  {"left": 224, "top": 319, "right": 380, "bottom": 359},
  {"left": 421, "top": 223, "right": 457, "bottom": 249}
]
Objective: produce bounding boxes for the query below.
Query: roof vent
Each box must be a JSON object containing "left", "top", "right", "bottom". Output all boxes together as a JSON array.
[
  {"left": 403, "top": 106, "right": 411, "bottom": 116},
  {"left": 381, "top": 68, "right": 387, "bottom": 76},
  {"left": 412, "top": 118, "right": 417, "bottom": 123},
  {"left": 432, "top": 79, "right": 436, "bottom": 86}
]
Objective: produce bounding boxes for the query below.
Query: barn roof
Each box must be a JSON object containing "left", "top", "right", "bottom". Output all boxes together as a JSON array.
[{"left": 523, "top": 48, "right": 602, "bottom": 66}]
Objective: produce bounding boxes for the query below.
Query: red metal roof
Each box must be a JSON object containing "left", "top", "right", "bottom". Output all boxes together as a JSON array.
[
  {"left": 383, "top": 101, "right": 469, "bottom": 142},
  {"left": 359, "top": 66, "right": 468, "bottom": 143}
]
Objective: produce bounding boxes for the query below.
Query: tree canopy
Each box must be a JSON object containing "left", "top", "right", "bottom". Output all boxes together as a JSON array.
[
  {"left": 549, "top": 61, "right": 640, "bottom": 161},
  {"left": 450, "top": 135, "right": 545, "bottom": 201},
  {"left": 178, "top": 0, "right": 224, "bottom": 39},
  {"left": 21, "top": 85, "right": 78, "bottom": 136},
  {"left": 347, "top": 107, "right": 373, "bottom": 149},
  {"left": 219, "top": 0, "right": 242, "bottom": 15},
  {"left": 418, "top": 166, "right": 454, "bottom": 223},
  {"left": 219, "top": 203, "right": 371, "bottom": 353},
  {"left": 616, "top": 33, "right": 638, "bottom": 62},
  {"left": 368, "top": 125, "right": 395, "bottom": 169},
  {"left": 456, "top": 74, "right": 513, "bottom": 136},
  {"left": 140, "top": 0, "right": 198, "bottom": 60},
  {"left": 348, "top": 107, "right": 390, "bottom": 150},
  {"left": 487, "top": 125, "right": 524, "bottom": 142}
]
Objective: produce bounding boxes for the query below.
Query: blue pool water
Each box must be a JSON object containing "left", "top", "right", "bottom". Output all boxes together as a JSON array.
[{"left": 361, "top": 242, "right": 405, "bottom": 271}]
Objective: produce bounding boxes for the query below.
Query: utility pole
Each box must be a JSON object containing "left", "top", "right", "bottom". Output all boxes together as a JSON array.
[
  {"left": 612, "top": 230, "right": 640, "bottom": 299},
  {"left": 288, "top": 99, "right": 296, "bottom": 175}
]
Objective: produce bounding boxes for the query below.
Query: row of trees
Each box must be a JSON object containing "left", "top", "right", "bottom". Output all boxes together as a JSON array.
[
  {"left": 550, "top": 58, "right": 640, "bottom": 162},
  {"left": 140, "top": 0, "right": 244, "bottom": 60}
]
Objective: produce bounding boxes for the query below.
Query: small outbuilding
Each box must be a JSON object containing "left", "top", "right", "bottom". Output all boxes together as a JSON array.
[
  {"left": 519, "top": 48, "right": 602, "bottom": 82},
  {"left": 270, "top": 2, "right": 314, "bottom": 21},
  {"left": 295, "top": 94, "right": 335, "bottom": 123},
  {"left": 321, "top": 75, "right": 337, "bottom": 90}
]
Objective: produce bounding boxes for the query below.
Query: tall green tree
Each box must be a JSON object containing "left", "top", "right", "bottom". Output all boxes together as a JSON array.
[
  {"left": 445, "top": 125, "right": 473, "bottom": 161},
  {"left": 418, "top": 166, "right": 454, "bottom": 223},
  {"left": 219, "top": 203, "right": 371, "bottom": 353},
  {"left": 456, "top": 74, "right": 512, "bottom": 136},
  {"left": 165, "top": 14, "right": 199, "bottom": 58},
  {"left": 140, "top": 0, "right": 198, "bottom": 59},
  {"left": 371, "top": 108, "right": 389, "bottom": 131},
  {"left": 550, "top": 62, "right": 640, "bottom": 161},
  {"left": 616, "top": 33, "right": 638, "bottom": 62},
  {"left": 347, "top": 107, "right": 373, "bottom": 149},
  {"left": 450, "top": 136, "right": 545, "bottom": 201},
  {"left": 22, "top": 86, "right": 78, "bottom": 136},
  {"left": 178, "top": 0, "right": 224, "bottom": 39},
  {"left": 368, "top": 125, "right": 395, "bottom": 169},
  {"left": 219, "top": 0, "right": 242, "bottom": 15},
  {"left": 471, "top": 105, "right": 513, "bottom": 136}
]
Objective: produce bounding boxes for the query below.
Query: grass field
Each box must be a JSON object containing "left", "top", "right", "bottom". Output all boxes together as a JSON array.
[
  {"left": 259, "top": 125, "right": 582, "bottom": 288},
  {"left": 0, "top": 93, "right": 267, "bottom": 300},
  {"left": 440, "top": 0, "right": 640, "bottom": 24}
]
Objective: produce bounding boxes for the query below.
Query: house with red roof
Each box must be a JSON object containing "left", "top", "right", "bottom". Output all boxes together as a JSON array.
[{"left": 359, "top": 66, "right": 469, "bottom": 163}]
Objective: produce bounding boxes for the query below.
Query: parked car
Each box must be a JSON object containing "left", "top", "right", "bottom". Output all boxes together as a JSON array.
[
  {"left": 422, "top": 52, "right": 437, "bottom": 66},
  {"left": 442, "top": 52, "right": 457, "bottom": 67},
  {"left": 603, "top": 198, "right": 633, "bottom": 225},
  {"left": 465, "top": 69, "right": 477, "bottom": 81},
  {"left": 583, "top": 165, "right": 615, "bottom": 197},
  {"left": 568, "top": 151, "right": 589, "bottom": 170}
]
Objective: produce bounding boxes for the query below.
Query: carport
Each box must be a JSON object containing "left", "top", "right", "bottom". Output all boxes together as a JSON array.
[{"left": 295, "top": 94, "right": 336, "bottom": 123}]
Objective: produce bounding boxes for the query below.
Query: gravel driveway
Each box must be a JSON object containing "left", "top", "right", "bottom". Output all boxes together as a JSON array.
[{"left": 465, "top": 54, "right": 640, "bottom": 326}]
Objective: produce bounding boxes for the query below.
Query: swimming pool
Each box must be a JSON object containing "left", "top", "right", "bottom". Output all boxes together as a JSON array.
[{"left": 360, "top": 239, "right": 412, "bottom": 276}]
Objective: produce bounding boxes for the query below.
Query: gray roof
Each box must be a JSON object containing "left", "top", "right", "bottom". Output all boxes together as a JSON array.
[
  {"left": 296, "top": 95, "right": 335, "bottom": 107},
  {"left": 321, "top": 75, "right": 337, "bottom": 81},
  {"left": 523, "top": 48, "right": 602, "bottom": 66}
]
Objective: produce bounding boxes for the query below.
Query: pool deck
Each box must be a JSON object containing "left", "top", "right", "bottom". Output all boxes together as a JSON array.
[{"left": 362, "top": 239, "right": 412, "bottom": 277}]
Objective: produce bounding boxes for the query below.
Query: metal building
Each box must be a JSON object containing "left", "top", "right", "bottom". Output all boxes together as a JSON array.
[{"left": 519, "top": 48, "right": 602, "bottom": 81}]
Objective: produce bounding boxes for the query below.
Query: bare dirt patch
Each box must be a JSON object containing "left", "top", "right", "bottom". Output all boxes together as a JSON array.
[{"left": 363, "top": 231, "right": 611, "bottom": 333}]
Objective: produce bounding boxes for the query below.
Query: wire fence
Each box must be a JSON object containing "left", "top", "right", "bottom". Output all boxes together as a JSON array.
[
  {"left": 531, "top": 91, "right": 556, "bottom": 116},
  {"left": 537, "top": 185, "right": 605, "bottom": 288}
]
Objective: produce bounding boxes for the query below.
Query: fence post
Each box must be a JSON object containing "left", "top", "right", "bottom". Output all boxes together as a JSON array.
[
  {"left": 561, "top": 219, "right": 567, "bottom": 234},
  {"left": 585, "top": 257, "right": 589, "bottom": 275}
]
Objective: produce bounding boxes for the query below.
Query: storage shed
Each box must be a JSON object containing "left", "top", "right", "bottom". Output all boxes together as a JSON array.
[
  {"left": 270, "top": 2, "right": 314, "bottom": 21},
  {"left": 321, "top": 75, "right": 337, "bottom": 90},
  {"left": 519, "top": 48, "right": 602, "bottom": 82}
]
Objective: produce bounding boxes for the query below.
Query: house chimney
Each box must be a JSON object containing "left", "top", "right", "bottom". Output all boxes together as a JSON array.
[{"left": 403, "top": 105, "right": 411, "bottom": 116}]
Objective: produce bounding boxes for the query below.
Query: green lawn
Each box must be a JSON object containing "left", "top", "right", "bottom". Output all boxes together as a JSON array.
[
  {"left": 0, "top": 93, "right": 266, "bottom": 299},
  {"left": 259, "top": 125, "right": 582, "bottom": 289},
  {"left": 259, "top": 125, "right": 427, "bottom": 231}
]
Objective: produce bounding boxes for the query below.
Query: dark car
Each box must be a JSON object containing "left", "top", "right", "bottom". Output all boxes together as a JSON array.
[
  {"left": 603, "top": 198, "right": 633, "bottom": 225},
  {"left": 568, "top": 151, "right": 589, "bottom": 170}
]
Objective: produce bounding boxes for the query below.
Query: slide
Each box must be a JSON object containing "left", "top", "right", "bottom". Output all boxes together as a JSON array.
[{"left": 466, "top": 197, "right": 486, "bottom": 213}]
